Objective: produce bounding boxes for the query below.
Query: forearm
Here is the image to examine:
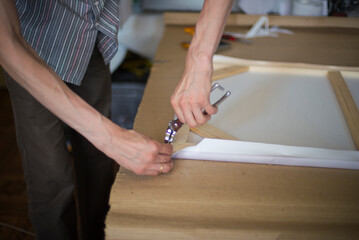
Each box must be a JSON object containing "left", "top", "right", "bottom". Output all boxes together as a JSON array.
[
  {"left": 171, "top": 0, "right": 233, "bottom": 127},
  {"left": 188, "top": 0, "right": 233, "bottom": 64},
  {"left": 1, "top": 36, "right": 116, "bottom": 150}
]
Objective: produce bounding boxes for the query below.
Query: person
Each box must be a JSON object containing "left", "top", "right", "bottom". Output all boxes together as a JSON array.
[{"left": 0, "top": 0, "right": 233, "bottom": 239}]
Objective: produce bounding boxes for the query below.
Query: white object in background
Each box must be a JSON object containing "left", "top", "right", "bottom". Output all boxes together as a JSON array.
[
  {"left": 224, "top": 17, "right": 294, "bottom": 39},
  {"left": 109, "top": 14, "right": 165, "bottom": 73},
  {"left": 244, "top": 16, "right": 282, "bottom": 38},
  {"left": 116, "top": 14, "right": 164, "bottom": 60},
  {"left": 172, "top": 139, "right": 359, "bottom": 170},
  {"left": 278, "top": 0, "right": 292, "bottom": 15},
  {"left": 238, "top": 0, "right": 276, "bottom": 14},
  {"left": 109, "top": 0, "right": 132, "bottom": 73},
  {"left": 292, "top": 0, "right": 324, "bottom": 16},
  {"left": 109, "top": 44, "right": 127, "bottom": 74},
  {"left": 246, "top": 16, "right": 269, "bottom": 38},
  {"left": 321, "top": 0, "right": 328, "bottom": 16},
  {"left": 119, "top": 0, "right": 133, "bottom": 26}
]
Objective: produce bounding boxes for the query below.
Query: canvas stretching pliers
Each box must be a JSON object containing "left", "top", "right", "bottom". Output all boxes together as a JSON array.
[{"left": 164, "top": 83, "right": 231, "bottom": 144}]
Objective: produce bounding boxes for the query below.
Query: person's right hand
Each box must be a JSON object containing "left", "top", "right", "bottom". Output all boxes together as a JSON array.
[
  {"left": 98, "top": 120, "right": 173, "bottom": 176},
  {"left": 171, "top": 54, "right": 217, "bottom": 128}
]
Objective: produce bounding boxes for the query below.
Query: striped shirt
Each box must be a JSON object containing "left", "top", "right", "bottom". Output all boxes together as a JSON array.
[{"left": 15, "top": 0, "right": 120, "bottom": 85}]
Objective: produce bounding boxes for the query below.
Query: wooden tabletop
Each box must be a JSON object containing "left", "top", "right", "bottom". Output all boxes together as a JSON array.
[{"left": 106, "top": 15, "right": 359, "bottom": 239}]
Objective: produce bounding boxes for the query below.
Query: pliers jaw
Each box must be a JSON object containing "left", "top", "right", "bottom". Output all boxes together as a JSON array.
[{"left": 164, "top": 118, "right": 183, "bottom": 144}]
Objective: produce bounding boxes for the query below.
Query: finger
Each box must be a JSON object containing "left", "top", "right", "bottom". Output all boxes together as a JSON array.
[
  {"left": 171, "top": 95, "right": 185, "bottom": 123},
  {"left": 175, "top": 108, "right": 186, "bottom": 124},
  {"left": 177, "top": 101, "right": 191, "bottom": 124},
  {"left": 144, "top": 162, "right": 173, "bottom": 175},
  {"left": 178, "top": 95, "right": 196, "bottom": 125},
  {"left": 172, "top": 104, "right": 185, "bottom": 123},
  {"left": 154, "top": 153, "right": 172, "bottom": 163},
  {"left": 157, "top": 162, "right": 174, "bottom": 174},
  {"left": 203, "top": 104, "right": 218, "bottom": 116},
  {"left": 193, "top": 106, "right": 210, "bottom": 126},
  {"left": 158, "top": 142, "right": 173, "bottom": 156},
  {"left": 133, "top": 162, "right": 173, "bottom": 176},
  {"left": 182, "top": 107, "right": 197, "bottom": 128}
]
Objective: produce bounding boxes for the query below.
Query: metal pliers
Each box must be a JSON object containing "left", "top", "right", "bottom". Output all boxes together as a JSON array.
[{"left": 164, "top": 83, "right": 231, "bottom": 143}]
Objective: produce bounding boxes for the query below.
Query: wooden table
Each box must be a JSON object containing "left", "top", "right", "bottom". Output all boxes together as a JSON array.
[{"left": 106, "top": 14, "right": 359, "bottom": 239}]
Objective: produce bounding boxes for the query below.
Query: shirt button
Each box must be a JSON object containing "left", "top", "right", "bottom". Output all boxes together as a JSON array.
[
  {"left": 94, "top": 1, "right": 99, "bottom": 6},
  {"left": 95, "top": 22, "right": 99, "bottom": 27}
]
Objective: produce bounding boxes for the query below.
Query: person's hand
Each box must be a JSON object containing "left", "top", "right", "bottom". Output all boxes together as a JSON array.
[
  {"left": 98, "top": 120, "right": 173, "bottom": 176},
  {"left": 171, "top": 55, "right": 217, "bottom": 128}
]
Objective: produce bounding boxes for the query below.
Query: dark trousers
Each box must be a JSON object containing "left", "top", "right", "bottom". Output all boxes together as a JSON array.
[{"left": 5, "top": 47, "right": 118, "bottom": 240}]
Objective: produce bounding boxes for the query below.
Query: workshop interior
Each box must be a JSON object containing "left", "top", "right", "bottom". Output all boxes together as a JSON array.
[{"left": 1, "top": 0, "right": 359, "bottom": 239}]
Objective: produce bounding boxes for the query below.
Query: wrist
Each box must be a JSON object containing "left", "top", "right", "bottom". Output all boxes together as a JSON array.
[
  {"left": 187, "top": 34, "right": 214, "bottom": 62},
  {"left": 84, "top": 114, "right": 120, "bottom": 153},
  {"left": 185, "top": 48, "right": 213, "bottom": 80}
]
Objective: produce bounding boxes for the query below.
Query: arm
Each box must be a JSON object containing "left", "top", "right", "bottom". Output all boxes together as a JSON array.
[
  {"left": 0, "top": 0, "right": 173, "bottom": 175},
  {"left": 171, "top": 0, "right": 233, "bottom": 127}
]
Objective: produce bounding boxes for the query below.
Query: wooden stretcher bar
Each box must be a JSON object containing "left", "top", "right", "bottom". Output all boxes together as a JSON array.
[
  {"left": 328, "top": 71, "right": 359, "bottom": 150},
  {"left": 190, "top": 123, "right": 238, "bottom": 140},
  {"left": 212, "top": 65, "right": 249, "bottom": 82}
]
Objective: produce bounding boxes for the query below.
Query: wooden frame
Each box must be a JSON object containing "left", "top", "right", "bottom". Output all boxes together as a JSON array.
[
  {"left": 173, "top": 56, "right": 359, "bottom": 167},
  {"left": 328, "top": 71, "right": 359, "bottom": 149}
]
